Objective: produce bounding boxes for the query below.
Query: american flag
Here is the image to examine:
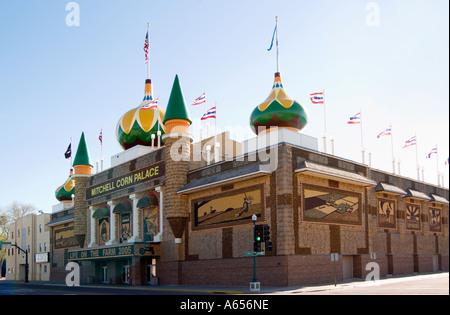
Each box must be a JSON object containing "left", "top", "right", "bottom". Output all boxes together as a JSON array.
[
  {"left": 402, "top": 136, "right": 416, "bottom": 149},
  {"left": 99, "top": 130, "right": 103, "bottom": 145},
  {"left": 201, "top": 107, "right": 216, "bottom": 120},
  {"left": 310, "top": 92, "right": 324, "bottom": 104},
  {"left": 347, "top": 112, "right": 361, "bottom": 124},
  {"left": 377, "top": 126, "right": 392, "bottom": 139},
  {"left": 142, "top": 98, "right": 159, "bottom": 110},
  {"left": 426, "top": 147, "right": 438, "bottom": 159},
  {"left": 144, "top": 31, "right": 149, "bottom": 64},
  {"left": 192, "top": 93, "right": 206, "bottom": 106}
]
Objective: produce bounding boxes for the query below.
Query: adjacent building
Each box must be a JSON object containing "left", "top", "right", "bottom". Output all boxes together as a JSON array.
[{"left": 4, "top": 212, "right": 51, "bottom": 281}]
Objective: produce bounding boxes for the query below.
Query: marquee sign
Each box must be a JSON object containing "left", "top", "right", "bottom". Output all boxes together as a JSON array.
[
  {"left": 86, "top": 161, "right": 165, "bottom": 200},
  {"left": 67, "top": 243, "right": 160, "bottom": 261}
]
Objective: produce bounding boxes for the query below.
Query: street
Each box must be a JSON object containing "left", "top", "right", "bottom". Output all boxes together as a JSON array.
[{"left": 0, "top": 272, "right": 448, "bottom": 295}]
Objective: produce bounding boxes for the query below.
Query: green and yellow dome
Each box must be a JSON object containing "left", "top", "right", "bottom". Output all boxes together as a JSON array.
[
  {"left": 250, "top": 72, "right": 308, "bottom": 135},
  {"left": 116, "top": 79, "right": 166, "bottom": 150},
  {"left": 55, "top": 169, "right": 75, "bottom": 203}
]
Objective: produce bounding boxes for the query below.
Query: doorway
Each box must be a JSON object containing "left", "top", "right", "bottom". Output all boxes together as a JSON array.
[
  {"left": 101, "top": 265, "right": 108, "bottom": 283},
  {"left": 342, "top": 255, "right": 353, "bottom": 280},
  {"left": 123, "top": 264, "right": 130, "bottom": 284},
  {"left": 146, "top": 258, "right": 158, "bottom": 285}
]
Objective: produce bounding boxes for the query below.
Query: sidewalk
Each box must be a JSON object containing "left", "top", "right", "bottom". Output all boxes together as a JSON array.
[{"left": 7, "top": 271, "right": 447, "bottom": 295}]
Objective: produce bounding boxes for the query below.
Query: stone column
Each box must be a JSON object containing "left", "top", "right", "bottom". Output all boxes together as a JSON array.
[
  {"left": 128, "top": 194, "right": 141, "bottom": 243},
  {"left": 88, "top": 206, "right": 97, "bottom": 248},
  {"left": 106, "top": 200, "right": 117, "bottom": 245},
  {"left": 276, "top": 144, "right": 295, "bottom": 255}
]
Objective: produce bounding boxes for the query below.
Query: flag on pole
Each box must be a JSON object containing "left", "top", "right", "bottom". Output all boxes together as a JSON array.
[
  {"left": 142, "top": 98, "right": 159, "bottom": 110},
  {"left": 426, "top": 147, "right": 438, "bottom": 159},
  {"left": 267, "top": 23, "right": 277, "bottom": 51},
  {"left": 192, "top": 93, "right": 206, "bottom": 106},
  {"left": 64, "top": 144, "right": 72, "bottom": 159},
  {"left": 347, "top": 112, "right": 361, "bottom": 124},
  {"left": 402, "top": 136, "right": 416, "bottom": 149},
  {"left": 201, "top": 107, "right": 216, "bottom": 120},
  {"left": 310, "top": 92, "right": 324, "bottom": 104},
  {"left": 377, "top": 126, "right": 392, "bottom": 138},
  {"left": 99, "top": 130, "right": 103, "bottom": 145},
  {"left": 144, "top": 31, "right": 149, "bottom": 64}
]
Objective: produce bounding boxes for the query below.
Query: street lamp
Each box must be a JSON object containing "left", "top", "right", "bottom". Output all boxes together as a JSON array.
[{"left": 250, "top": 214, "right": 260, "bottom": 291}]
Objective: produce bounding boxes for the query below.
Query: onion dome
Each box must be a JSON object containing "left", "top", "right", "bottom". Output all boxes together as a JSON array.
[
  {"left": 250, "top": 72, "right": 308, "bottom": 135},
  {"left": 116, "top": 79, "right": 166, "bottom": 150},
  {"left": 55, "top": 169, "right": 75, "bottom": 202}
]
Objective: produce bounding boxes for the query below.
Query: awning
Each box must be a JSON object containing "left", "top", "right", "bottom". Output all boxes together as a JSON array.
[
  {"left": 178, "top": 163, "right": 272, "bottom": 194},
  {"left": 92, "top": 206, "right": 110, "bottom": 219},
  {"left": 137, "top": 194, "right": 159, "bottom": 208},
  {"left": 295, "top": 161, "right": 376, "bottom": 187},
  {"left": 375, "top": 182, "right": 407, "bottom": 195},
  {"left": 429, "top": 194, "right": 449, "bottom": 204},
  {"left": 404, "top": 189, "right": 431, "bottom": 201},
  {"left": 113, "top": 199, "right": 132, "bottom": 214}
]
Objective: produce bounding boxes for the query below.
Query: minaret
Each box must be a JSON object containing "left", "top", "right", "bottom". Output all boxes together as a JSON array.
[
  {"left": 72, "top": 132, "right": 93, "bottom": 248},
  {"left": 162, "top": 75, "right": 192, "bottom": 248}
]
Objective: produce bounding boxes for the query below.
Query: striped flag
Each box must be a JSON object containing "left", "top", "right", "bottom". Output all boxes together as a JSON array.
[
  {"left": 310, "top": 92, "right": 324, "bottom": 104},
  {"left": 99, "top": 130, "right": 103, "bottom": 145},
  {"left": 144, "top": 31, "right": 149, "bottom": 64},
  {"left": 192, "top": 93, "right": 206, "bottom": 106},
  {"left": 201, "top": 107, "right": 216, "bottom": 120},
  {"left": 426, "top": 147, "right": 438, "bottom": 159},
  {"left": 445, "top": 157, "right": 449, "bottom": 165},
  {"left": 142, "top": 98, "right": 159, "bottom": 110},
  {"left": 377, "top": 126, "right": 392, "bottom": 139},
  {"left": 402, "top": 136, "right": 416, "bottom": 149},
  {"left": 347, "top": 112, "right": 361, "bottom": 124}
]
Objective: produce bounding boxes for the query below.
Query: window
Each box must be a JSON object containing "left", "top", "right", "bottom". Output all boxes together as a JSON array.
[
  {"left": 44, "top": 243, "right": 47, "bottom": 252},
  {"left": 39, "top": 224, "right": 42, "bottom": 233}
]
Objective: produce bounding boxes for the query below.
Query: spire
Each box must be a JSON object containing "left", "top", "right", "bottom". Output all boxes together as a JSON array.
[
  {"left": 73, "top": 132, "right": 93, "bottom": 174},
  {"left": 163, "top": 75, "right": 192, "bottom": 126}
]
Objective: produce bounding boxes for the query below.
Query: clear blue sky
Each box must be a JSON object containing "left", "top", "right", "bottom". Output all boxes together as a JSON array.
[{"left": 0, "top": 0, "right": 448, "bottom": 212}]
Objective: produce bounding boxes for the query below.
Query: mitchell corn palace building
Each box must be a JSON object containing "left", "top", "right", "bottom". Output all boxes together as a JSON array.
[{"left": 47, "top": 62, "right": 449, "bottom": 286}]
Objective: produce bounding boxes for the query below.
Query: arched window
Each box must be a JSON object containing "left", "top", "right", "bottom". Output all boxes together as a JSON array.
[{"left": 138, "top": 193, "right": 159, "bottom": 242}]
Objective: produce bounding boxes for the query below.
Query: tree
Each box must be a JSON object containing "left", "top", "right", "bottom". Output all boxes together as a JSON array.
[{"left": 3, "top": 201, "right": 37, "bottom": 222}]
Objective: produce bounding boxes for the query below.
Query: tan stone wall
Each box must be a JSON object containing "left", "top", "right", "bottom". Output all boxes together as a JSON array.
[
  {"left": 187, "top": 176, "right": 271, "bottom": 261},
  {"left": 296, "top": 173, "right": 367, "bottom": 255}
]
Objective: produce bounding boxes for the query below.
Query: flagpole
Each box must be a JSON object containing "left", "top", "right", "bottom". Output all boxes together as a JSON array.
[
  {"left": 390, "top": 123, "right": 395, "bottom": 174},
  {"left": 275, "top": 16, "right": 280, "bottom": 73},
  {"left": 70, "top": 136, "right": 73, "bottom": 171},
  {"left": 415, "top": 133, "right": 420, "bottom": 180},
  {"left": 322, "top": 89, "right": 327, "bottom": 153},
  {"left": 436, "top": 144, "right": 440, "bottom": 186},
  {"left": 360, "top": 110, "right": 365, "bottom": 164},
  {"left": 147, "top": 22, "right": 150, "bottom": 80}
]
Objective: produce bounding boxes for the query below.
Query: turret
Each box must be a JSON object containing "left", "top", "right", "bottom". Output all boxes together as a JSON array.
[
  {"left": 72, "top": 132, "right": 93, "bottom": 248},
  {"left": 162, "top": 75, "right": 192, "bottom": 249}
]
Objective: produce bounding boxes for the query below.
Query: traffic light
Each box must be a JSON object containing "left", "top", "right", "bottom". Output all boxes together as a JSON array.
[
  {"left": 262, "top": 224, "right": 272, "bottom": 252},
  {"left": 254, "top": 224, "right": 264, "bottom": 253}
]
